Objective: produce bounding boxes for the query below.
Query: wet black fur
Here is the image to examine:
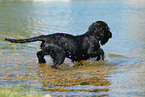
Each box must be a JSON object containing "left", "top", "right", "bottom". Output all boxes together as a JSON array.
[{"left": 5, "top": 21, "right": 112, "bottom": 69}]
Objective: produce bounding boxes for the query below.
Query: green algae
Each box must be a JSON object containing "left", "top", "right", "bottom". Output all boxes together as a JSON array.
[
  {"left": 27, "top": 60, "right": 114, "bottom": 89},
  {"left": 42, "top": 74, "right": 110, "bottom": 87},
  {"left": 43, "top": 88, "right": 110, "bottom": 92},
  {"left": 1, "top": 60, "right": 115, "bottom": 92}
]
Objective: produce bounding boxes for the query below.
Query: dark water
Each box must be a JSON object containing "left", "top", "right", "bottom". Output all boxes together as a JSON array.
[{"left": 0, "top": 0, "right": 145, "bottom": 96}]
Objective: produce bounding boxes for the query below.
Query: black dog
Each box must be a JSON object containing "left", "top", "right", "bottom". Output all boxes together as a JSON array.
[{"left": 5, "top": 21, "right": 112, "bottom": 69}]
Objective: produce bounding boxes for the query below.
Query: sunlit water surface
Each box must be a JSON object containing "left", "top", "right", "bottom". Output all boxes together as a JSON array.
[{"left": 0, "top": 0, "right": 145, "bottom": 96}]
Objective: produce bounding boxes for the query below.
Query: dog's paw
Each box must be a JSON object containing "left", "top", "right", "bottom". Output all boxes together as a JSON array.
[
  {"left": 51, "top": 65, "right": 60, "bottom": 69},
  {"left": 96, "top": 56, "right": 105, "bottom": 61},
  {"left": 96, "top": 55, "right": 105, "bottom": 61},
  {"left": 39, "top": 63, "right": 46, "bottom": 66},
  {"left": 96, "top": 56, "right": 101, "bottom": 61},
  {"left": 38, "top": 60, "right": 46, "bottom": 64}
]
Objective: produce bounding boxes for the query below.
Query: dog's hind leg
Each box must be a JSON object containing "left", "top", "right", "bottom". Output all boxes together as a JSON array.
[
  {"left": 36, "top": 51, "right": 46, "bottom": 64},
  {"left": 50, "top": 50, "right": 66, "bottom": 69}
]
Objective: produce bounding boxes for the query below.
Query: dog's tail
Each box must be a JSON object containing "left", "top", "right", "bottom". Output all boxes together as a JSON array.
[{"left": 5, "top": 35, "right": 46, "bottom": 43}]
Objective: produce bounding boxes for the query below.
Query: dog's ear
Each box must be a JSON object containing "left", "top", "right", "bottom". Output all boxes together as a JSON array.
[
  {"left": 99, "top": 26, "right": 112, "bottom": 45},
  {"left": 94, "top": 21, "right": 112, "bottom": 45}
]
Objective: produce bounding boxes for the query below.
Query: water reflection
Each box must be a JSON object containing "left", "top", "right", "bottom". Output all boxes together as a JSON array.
[
  {"left": 124, "top": 1, "right": 145, "bottom": 58},
  {"left": 0, "top": 2, "right": 35, "bottom": 39}
]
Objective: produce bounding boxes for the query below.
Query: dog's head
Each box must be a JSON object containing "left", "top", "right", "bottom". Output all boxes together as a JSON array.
[{"left": 88, "top": 21, "right": 112, "bottom": 45}]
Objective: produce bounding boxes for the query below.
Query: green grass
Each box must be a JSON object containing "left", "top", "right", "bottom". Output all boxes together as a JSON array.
[
  {"left": 0, "top": 88, "right": 45, "bottom": 97},
  {"left": 0, "top": 80, "right": 45, "bottom": 97}
]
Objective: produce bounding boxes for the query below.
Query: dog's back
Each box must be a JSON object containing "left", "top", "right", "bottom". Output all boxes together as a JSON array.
[{"left": 5, "top": 21, "right": 112, "bottom": 69}]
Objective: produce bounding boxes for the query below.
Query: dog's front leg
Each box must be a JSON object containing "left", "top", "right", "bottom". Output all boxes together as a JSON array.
[
  {"left": 88, "top": 47, "right": 105, "bottom": 61},
  {"left": 96, "top": 48, "right": 105, "bottom": 61}
]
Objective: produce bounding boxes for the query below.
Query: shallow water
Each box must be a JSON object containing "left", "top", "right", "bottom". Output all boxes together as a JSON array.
[{"left": 0, "top": 0, "right": 145, "bottom": 96}]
